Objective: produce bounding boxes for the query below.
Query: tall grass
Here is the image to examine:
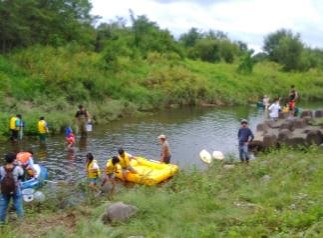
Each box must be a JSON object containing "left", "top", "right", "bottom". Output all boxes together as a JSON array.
[{"left": 1, "top": 45, "right": 323, "bottom": 137}]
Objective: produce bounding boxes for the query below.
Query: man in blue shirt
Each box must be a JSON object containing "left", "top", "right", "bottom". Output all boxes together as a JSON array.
[{"left": 238, "top": 119, "right": 254, "bottom": 163}]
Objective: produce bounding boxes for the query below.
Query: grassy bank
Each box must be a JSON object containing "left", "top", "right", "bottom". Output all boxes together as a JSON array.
[
  {"left": 2, "top": 147, "right": 323, "bottom": 237},
  {"left": 1, "top": 45, "right": 323, "bottom": 136}
]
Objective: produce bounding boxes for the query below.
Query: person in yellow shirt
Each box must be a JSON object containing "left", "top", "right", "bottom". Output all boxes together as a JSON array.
[
  {"left": 9, "top": 114, "right": 21, "bottom": 142},
  {"left": 117, "top": 148, "right": 138, "bottom": 182},
  {"left": 38, "top": 116, "right": 49, "bottom": 143},
  {"left": 101, "top": 156, "right": 120, "bottom": 194},
  {"left": 86, "top": 153, "right": 100, "bottom": 188}
]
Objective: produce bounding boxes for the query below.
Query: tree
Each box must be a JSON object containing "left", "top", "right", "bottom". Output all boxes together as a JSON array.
[
  {"left": 263, "top": 29, "right": 305, "bottom": 71},
  {"left": 179, "top": 28, "right": 202, "bottom": 48}
]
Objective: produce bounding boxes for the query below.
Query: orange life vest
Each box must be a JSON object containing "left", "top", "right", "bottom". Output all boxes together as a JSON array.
[{"left": 16, "top": 152, "right": 32, "bottom": 165}]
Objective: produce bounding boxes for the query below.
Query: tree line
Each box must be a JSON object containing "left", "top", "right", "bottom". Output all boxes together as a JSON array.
[{"left": 1, "top": 0, "right": 323, "bottom": 72}]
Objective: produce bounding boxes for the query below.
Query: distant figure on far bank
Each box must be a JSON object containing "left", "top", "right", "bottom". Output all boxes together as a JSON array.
[
  {"left": 158, "top": 135, "right": 172, "bottom": 164},
  {"left": 38, "top": 116, "right": 49, "bottom": 143},
  {"left": 268, "top": 98, "right": 281, "bottom": 121},
  {"left": 9, "top": 114, "right": 22, "bottom": 142},
  {"left": 288, "top": 85, "right": 299, "bottom": 117},
  {"left": 75, "top": 105, "right": 90, "bottom": 137},
  {"left": 237, "top": 119, "right": 254, "bottom": 163}
]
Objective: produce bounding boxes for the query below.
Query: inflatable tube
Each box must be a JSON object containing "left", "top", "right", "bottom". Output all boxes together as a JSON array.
[
  {"left": 199, "top": 149, "right": 212, "bottom": 164},
  {"left": 21, "top": 164, "right": 48, "bottom": 190},
  {"left": 212, "top": 151, "right": 224, "bottom": 160},
  {"left": 115, "top": 157, "right": 178, "bottom": 186}
]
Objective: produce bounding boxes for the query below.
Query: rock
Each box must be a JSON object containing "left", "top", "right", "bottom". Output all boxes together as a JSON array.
[
  {"left": 285, "top": 134, "right": 307, "bottom": 147},
  {"left": 314, "top": 110, "right": 323, "bottom": 118},
  {"left": 263, "top": 133, "right": 278, "bottom": 148},
  {"left": 300, "top": 110, "right": 313, "bottom": 118},
  {"left": 264, "top": 120, "right": 275, "bottom": 128},
  {"left": 102, "top": 202, "right": 138, "bottom": 224},
  {"left": 278, "top": 129, "right": 292, "bottom": 142},
  {"left": 261, "top": 175, "right": 272, "bottom": 182},
  {"left": 279, "top": 112, "right": 289, "bottom": 119},
  {"left": 306, "top": 130, "right": 322, "bottom": 145},
  {"left": 292, "top": 118, "right": 307, "bottom": 129},
  {"left": 223, "top": 164, "right": 235, "bottom": 170},
  {"left": 256, "top": 123, "right": 269, "bottom": 132},
  {"left": 280, "top": 120, "right": 294, "bottom": 131}
]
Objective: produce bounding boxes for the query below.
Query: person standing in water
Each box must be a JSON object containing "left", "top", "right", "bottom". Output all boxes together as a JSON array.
[
  {"left": 158, "top": 135, "right": 172, "bottom": 164},
  {"left": 38, "top": 116, "right": 49, "bottom": 143},
  {"left": 75, "top": 105, "right": 90, "bottom": 137},
  {"left": 238, "top": 120, "right": 254, "bottom": 163}
]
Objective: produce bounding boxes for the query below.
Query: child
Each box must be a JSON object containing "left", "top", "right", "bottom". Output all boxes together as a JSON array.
[
  {"left": 282, "top": 103, "right": 289, "bottom": 113},
  {"left": 65, "top": 127, "right": 75, "bottom": 149},
  {"left": 101, "top": 156, "right": 119, "bottom": 194},
  {"left": 86, "top": 153, "right": 100, "bottom": 188}
]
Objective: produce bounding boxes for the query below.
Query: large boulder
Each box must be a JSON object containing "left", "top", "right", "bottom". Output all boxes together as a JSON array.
[
  {"left": 256, "top": 123, "right": 269, "bottom": 132},
  {"left": 285, "top": 134, "right": 307, "bottom": 147},
  {"left": 300, "top": 110, "right": 313, "bottom": 119},
  {"left": 292, "top": 118, "right": 307, "bottom": 129},
  {"left": 280, "top": 120, "right": 294, "bottom": 131},
  {"left": 314, "top": 110, "right": 323, "bottom": 118},
  {"left": 279, "top": 112, "right": 289, "bottom": 119},
  {"left": 263, "top": 133, "right": 278, "bottom": 148},
  {"left": 278, "top": 129, "right": 292, "bottom": 142},
  {"left": 306, "top": 130, "right": 323, "bottom": 145},
  {"left": 102, "top": 202, "right": 138, "bottom": 224}
]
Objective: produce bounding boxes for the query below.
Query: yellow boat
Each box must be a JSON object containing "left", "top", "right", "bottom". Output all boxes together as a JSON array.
[{"left": 115, "top": 157, "right": 179, "bottom": 186}]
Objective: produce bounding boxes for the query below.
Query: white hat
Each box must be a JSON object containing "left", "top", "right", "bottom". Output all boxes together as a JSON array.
[{"left": 158, "top": 135, "right": 166, "bottom": 139}]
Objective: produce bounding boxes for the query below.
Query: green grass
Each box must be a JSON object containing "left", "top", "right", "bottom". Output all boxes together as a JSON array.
[
  {"left": 2, "top": 147, "right": 322, "bottom": 238},
  {"left": 1, "top": 45, "right": 323, "bottom": 137}
]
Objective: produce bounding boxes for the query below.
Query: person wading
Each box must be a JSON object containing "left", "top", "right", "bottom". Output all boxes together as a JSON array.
[
  {"left": 75, "top": 105, "right": 90, "bottom": 137},
  {"left": 158, "top": 135, "right": 172, "bottom": 164}
]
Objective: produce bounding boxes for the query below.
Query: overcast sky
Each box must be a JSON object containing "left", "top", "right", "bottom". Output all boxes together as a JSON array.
[{"left": 91, "top": 0, "right": 323, "bottom": 52}]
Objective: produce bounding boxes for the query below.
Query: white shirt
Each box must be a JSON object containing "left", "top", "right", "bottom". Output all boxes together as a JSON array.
[{"left": 269, "top": 102, "right": 281, "bottom": 119}]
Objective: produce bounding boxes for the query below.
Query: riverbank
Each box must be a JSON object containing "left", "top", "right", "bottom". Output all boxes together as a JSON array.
[
  {"left": 1, "top": 45, "right": 323, "bottom": 137},
  {"left": 2, "top": 147, "right": 322, "bottom": 237}
]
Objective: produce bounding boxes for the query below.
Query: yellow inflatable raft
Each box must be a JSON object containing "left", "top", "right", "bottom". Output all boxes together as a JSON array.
[{"left": 115, "top": 157, "right": 179, "bottom": 186}]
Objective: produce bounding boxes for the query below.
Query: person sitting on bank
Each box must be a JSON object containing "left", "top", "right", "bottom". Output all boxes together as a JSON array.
[
  {"left": 0, "top": 153, "right": 24, "bottom": 224},
  {"left": 86, "top": 153, "right": 100, "bottom": 188},
  {"left": 101, "top": 156, "right": 120, "bottom": 194},
  {"left": 9, "top": 114, "right": 22, "bottom": 142},
  {"left": 117, "top": 148, "right": 138, "bottom": 182},
  {"left": 158, "top": 134, "right": 172, "bottom": 164},
  {"left": 38, "top": 116, "right": 49, "bottom": 143},
  {"left": 75, "top": 105, "right": 90, "bottom": 137},
  {"left": 15, "top": 151, "right": 37, "bottom": 178}
]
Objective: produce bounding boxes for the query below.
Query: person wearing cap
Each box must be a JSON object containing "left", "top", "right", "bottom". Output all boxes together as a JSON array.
[
  {"left": 237, "top": 120, "right": 254, "bottom": 163},
  {"left": 0, "top": 153, "right": 24, "bottom": 223},
  {"left": 158, "top": 135, "right": 172, "bottom": 164},
  {"left": 117, "top": 148, "right": 138, "bottom": 182}
]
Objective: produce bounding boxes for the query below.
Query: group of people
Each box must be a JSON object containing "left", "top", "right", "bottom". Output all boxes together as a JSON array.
[
  {"left": 262, "top": 85, "right": 299, "bottom": 121},
  {"left": 85, "top": 135, "right": 172, "bottom": 191},
  {"left": 0, "top": 151, "right": 36, "bottom": 223}
]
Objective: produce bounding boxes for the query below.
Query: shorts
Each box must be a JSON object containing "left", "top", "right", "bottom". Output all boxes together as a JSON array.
[
  {"left": 87, "top": 178, "right": 99, "bottom": 184},
  {"left": 162, "top": 156, "right": 171, "bottom": 164},
  {"left": 39, "top": 133, "right": 47, "bottom": 142}
]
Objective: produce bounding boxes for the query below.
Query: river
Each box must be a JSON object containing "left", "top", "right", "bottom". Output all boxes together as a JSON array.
[{"left": 1, "top": 103, "right": 321, "bottom": 182}]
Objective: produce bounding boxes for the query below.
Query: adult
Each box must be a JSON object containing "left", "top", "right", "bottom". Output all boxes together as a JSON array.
[
  {"left": 86, "top": 153, "right": 100, "bottom": 188},
  {"left": 9, "top": 114, "right": 22, "bottom": 142},
  {"left": 268, "top": 98, "right": 281, "bottom": 121},
  {"left": 237, "top": 119, "right": 254, "bottom": 163},
  {"left": 0, "top": 153, "right": 24, "bottom": 223},
  {"left": 38, "top": 116, "right": 49, "bottom": 143},
  {"left": 75, "top": 105, "right": 89, "bottom": 137},
  {"left": 288, "top": 85, "right": 299, "bottom": 102},
  {"left": 16, "top": 151, "right": 37, "bottom": 178},
  {"left": 158, "top": 135, "right": 172, "bottom": 164},
  {"left": 117, "top": 148, "right": 138, "bottom": 182},
  {"left": 262, "top": 95, "right": 270, "bottom": 110}
]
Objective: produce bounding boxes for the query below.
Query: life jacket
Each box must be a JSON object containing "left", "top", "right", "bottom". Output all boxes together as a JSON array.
[
  {"left": 16, "top": 152, "right": 32, "bottom": 166},
  {"left": 105, "top": 159, "right": 117, "bottom": 174},
  {"left": 0, "top": 166, "right": 17, "bottom": 196},
  {"left": 38, "top": 120, "right": 47, "bottom": 134},
  {"left": 118, "top": 153, "right": 130, "bottom": 169},
  {"left": 87, "top": 160, "right": 100, "bottom": 178},
  {"left": 10, "top": 116, "right": 18, "bottom": 130},
  {"left": 66, "top": 133, "right": 75, "bottom": 144}
]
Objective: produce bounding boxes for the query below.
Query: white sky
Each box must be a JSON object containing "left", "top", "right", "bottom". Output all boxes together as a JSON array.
[{"left": 90, "top": 0, "right": 323, "bottom": 52}]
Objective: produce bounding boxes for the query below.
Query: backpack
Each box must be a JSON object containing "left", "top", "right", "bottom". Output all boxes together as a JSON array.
[{"left": 0, "top": 166, "right": 17, "bottom": 196}]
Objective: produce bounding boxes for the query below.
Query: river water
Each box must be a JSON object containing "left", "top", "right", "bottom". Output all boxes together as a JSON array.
[{"left": 1, "top": 104, "right": 321, "bottom": 182}]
